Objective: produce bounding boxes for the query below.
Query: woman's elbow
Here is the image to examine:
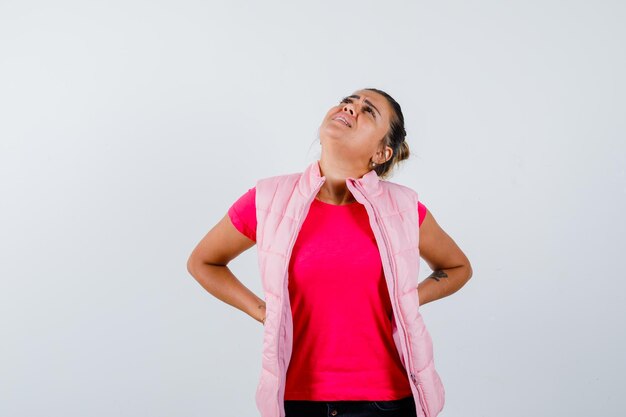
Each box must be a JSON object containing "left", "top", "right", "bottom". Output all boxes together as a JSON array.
[{"left": 464, "top": 260, "right": 473, "bottom": 282}]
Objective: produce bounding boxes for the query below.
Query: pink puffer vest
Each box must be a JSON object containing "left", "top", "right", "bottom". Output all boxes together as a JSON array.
[{"left": 254, "top": 159, "right": 445, "bottom": 417}]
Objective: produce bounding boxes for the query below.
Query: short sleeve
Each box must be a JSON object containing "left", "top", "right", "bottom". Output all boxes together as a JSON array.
[
  {"left": 418, "top": 201, "right": 428, "bottom": 227},
  {"left": 227, "top": 186, "right": 257, "bottom": 241}
]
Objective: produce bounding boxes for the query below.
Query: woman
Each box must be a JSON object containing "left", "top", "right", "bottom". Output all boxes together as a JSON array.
[{"left": 187, "top": 88, "right": 473, "bottom": 417}]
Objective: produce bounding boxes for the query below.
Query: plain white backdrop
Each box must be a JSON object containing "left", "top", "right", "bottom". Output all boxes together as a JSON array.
[{"left": 1, "top": 1, "right": 624, "bottom": 416}]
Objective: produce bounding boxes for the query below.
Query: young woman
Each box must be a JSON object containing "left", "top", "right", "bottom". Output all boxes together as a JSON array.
[{"left": 187, "top": 88, "right": 473, "bottom": 417}]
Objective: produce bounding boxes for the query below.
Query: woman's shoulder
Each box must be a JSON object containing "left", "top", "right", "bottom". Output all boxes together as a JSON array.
[
  {"left": 418, "top": 200, "right": 427, "bottom": 227},
  {"left": 227, "top": 186, "right": 257, "bottom": 241},
  {"left": 230, "top": 186, "right": 256, "bottom": 210}
]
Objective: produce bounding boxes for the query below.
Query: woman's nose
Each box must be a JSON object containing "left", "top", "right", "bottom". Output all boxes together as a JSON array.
[{"left": 342, "top": 103, "right": 355, "bottom": 116}]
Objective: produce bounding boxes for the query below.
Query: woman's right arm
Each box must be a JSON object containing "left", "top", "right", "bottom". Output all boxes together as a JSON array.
[{"left": 186, "top": 213, "right": 266, "bottom": 325}]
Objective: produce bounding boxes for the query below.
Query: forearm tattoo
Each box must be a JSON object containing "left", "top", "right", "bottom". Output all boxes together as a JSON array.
[{"left": 428, "top": 270, "right": 448, "bottom": 282}]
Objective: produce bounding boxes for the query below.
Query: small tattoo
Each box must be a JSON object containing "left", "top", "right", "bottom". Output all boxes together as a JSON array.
[{"left": 428, "top": 270, "right": 448, "bottom": 282}]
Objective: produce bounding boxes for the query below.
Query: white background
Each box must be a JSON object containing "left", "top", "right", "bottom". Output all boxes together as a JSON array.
[{"left": 1, "top": 1, "right": 624, "bottom": 416}]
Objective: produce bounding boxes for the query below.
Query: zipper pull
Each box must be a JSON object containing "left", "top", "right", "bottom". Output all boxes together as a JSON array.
[{"left": 410, "top": 372, "right": 418, "bottom": 384}]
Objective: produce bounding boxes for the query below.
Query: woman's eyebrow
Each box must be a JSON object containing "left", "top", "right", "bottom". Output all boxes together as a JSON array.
[{"left": 348, "top": 94, "right": 381, "bottom": 116}]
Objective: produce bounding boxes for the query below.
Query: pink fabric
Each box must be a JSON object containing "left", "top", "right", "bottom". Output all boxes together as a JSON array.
[
  {"left": 253, "top": 160, "right": 446, "bottom": 417},
  {"left": 228, "top": 187, "right": 428, "bottom": 400},
  {"left": 228, "top": 187, "right": 427, "bottom": 242}
]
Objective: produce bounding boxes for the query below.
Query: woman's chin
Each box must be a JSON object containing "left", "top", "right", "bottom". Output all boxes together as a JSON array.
[{"left": 319, "top": 127, "right": 351, "bottom": 143}]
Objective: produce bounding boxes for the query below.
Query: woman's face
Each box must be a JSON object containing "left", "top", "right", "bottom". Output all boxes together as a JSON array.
[{"left": 319, "top": 89, "right": 394, "bottom": 166}]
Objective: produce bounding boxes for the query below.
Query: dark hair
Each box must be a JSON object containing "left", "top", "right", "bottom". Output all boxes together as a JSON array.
[{"left": 363, "top": 88, "right": 410, "bottom": 179}]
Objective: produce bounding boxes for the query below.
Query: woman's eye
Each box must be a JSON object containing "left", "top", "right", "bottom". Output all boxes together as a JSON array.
[{"left": 339, "top": 98, "right": 375, "bottom": 119}]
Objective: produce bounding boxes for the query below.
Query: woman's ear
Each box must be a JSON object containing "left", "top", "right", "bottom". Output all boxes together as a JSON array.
[
  {"left": 374, "top": 146, "right": 393, "bottom": 164},
  {"left": 385, "top": 147, "right": 393, "bottom": 162}
]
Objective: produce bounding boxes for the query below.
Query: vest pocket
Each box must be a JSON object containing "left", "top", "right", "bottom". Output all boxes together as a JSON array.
[{"left": 415, "top": 359, "right": 445, "bottom": 417}]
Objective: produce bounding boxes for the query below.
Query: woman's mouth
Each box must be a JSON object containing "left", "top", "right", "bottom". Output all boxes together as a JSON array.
[{"left": 332, "top": 115, "right": 352, "bottom": 127}]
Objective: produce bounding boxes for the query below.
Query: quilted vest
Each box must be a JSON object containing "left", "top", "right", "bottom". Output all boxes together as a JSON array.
[{"left": 254, "top": 159, "right": 445, "bottom": 417}]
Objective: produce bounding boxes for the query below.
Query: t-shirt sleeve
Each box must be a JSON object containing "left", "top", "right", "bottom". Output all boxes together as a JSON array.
[
  {"left": 227, "top": 186, "right": 257, "bottom": 242},
  {"left": 418, "top": 201, "right": 428, "bottom": 227}
]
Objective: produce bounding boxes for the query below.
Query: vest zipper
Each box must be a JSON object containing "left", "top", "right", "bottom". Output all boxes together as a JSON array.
[
  {"left": 350, "top": 181, "right": 418, "bottom": 390},
  {"left": 417, "top": 383, "right": 431, "bottom": 417},
  {"left": 276, "top": 178, "right": 326, "bottom": 414}
]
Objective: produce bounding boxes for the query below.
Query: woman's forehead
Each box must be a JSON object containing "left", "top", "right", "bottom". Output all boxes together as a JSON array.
[{"left": 353, "top": 89, "right": 383, "bottom": 101}]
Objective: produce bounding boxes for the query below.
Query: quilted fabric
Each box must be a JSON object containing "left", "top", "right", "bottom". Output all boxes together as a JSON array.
[{"left": 254, "top": 160, "right": 445, "bottom": 417}]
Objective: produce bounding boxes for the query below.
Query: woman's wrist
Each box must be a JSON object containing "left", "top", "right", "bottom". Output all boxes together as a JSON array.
[{"left": 257, "top": 302, "right": 266, "bottom": 325}]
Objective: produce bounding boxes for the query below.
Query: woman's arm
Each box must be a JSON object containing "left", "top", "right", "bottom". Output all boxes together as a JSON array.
[
  {"left": 187, "top": 213, "right": 266, "bottom": 324},
  {"left": 417, "top": 210, "right": 473, "bottom": 306}
]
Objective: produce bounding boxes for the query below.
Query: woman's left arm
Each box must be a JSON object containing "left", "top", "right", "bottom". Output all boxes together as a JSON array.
[{"left": 417, "top": 209, "right": 473, "bottom": 306}]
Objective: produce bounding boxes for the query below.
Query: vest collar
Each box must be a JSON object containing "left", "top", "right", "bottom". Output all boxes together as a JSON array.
[{"left": 298, "top": 159, "right": 383, "bottom": 199}]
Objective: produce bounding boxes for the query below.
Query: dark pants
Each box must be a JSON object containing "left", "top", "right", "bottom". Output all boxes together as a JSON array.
[{"left": 284, "top": 395, "right": 418, "bottom": 417}]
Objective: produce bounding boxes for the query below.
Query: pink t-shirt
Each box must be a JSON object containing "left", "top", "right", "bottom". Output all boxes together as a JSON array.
[{"left": 228, "top": 186, "right": 428, "bottom": 401}]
